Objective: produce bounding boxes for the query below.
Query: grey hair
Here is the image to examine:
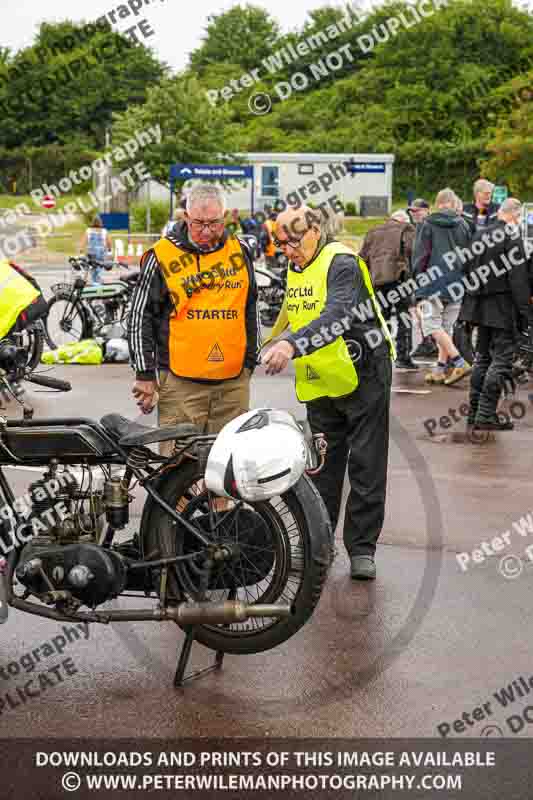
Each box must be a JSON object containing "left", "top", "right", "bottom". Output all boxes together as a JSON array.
[
  {"left": 390, "top": 210, "right": 411, "bottom": 223},
  {"left": 473, "top": 178, "right": 494, "bottom": 196},
  {"left": 435, "top": 188, "right": 457, "bottom": 208},
  {"left": 186, "top": 182, "right": 227, "bottom": 214},
  {"left": 499, "top": 197, "right": 522, "bottom": 215}
]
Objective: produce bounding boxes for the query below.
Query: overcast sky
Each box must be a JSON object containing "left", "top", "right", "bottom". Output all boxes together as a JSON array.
[{"left": 2, "top": 0, "right": 349, "bottom": 72}]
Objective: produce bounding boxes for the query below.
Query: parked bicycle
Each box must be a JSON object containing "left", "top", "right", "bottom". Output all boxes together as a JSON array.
[{"left": 46, "top": 257, "right": 139, "bottom": 349}]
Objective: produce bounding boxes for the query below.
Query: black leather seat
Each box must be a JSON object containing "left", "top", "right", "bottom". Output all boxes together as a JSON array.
[{"left": 100, "top": 413, "right": 200, "bottom": 447}]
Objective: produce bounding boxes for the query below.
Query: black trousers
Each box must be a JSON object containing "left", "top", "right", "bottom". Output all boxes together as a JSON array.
[
  {"left": 468, "top": 326, "right": 516, "bottom": 423},
  {"left": 306, "top": 355, "right": 392, "bottom": 557},
  {"left": 379, "top": 280, "right": 412, "bottom": 361}
]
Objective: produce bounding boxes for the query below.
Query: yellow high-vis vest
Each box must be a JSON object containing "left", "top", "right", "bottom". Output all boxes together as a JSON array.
[
  {"left": 153, "top": 237, "right": 250, "bottom": 381},
  {"left": 0, "top": 260, "right": 40, "bottom": 340},
  {"left": 282, "top": 242, "right": 395, "bottom": 402}
]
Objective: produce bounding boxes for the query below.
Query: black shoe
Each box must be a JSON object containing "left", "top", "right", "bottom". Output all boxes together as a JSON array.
[
  {"left": 474, "top": 415, "right": 514, "bottom": 431},
  {"left": 350, "top": 555, "right": 376, "bottom": 580},
  {"left": 395, "top": 358, "right": 419, "bottom": 371}
]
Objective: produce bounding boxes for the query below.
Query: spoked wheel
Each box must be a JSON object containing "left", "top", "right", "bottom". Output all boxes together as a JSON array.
[
  {"left": 142, "top": 461, "right": 332, "bottom": 654},
  {"left": 46, "top": 293, "right": 87, "bottom": 349}
]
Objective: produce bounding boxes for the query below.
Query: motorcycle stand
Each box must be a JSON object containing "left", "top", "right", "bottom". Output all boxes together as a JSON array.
[
  {"left": 173, "top": 625, "right": 224, "bottom": 688},
  {"left": 173, "top": 562, "right": 233, "bottom": 688}
]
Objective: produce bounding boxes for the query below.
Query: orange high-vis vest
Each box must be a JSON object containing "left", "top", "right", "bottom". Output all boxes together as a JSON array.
[
  {"left": 264, "top": 219, "right": 276, "bottom": 257},
  {"left": 153, "top": 236, "right": 250, "bottom": 380}
]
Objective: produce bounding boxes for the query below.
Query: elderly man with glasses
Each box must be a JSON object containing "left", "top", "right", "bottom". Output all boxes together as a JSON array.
[
  {"left": 262, "top": 205, "right": 395, "bottom": 580},
  {"left": 128, "top": 182, "right": 259, "bottom": 450}
]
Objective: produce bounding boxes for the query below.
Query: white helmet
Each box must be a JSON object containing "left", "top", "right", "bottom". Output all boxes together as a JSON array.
[{"left": 205, "top": 408, "right": 308, "bottom": 502}]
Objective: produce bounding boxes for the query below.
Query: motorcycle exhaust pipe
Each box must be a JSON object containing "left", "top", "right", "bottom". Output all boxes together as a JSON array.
[
  {"left": 167, "top": 601, "right": 292, "bottom": 625},
  {"left": 9, "top": 596, "right": 292, "bottom": 625}
]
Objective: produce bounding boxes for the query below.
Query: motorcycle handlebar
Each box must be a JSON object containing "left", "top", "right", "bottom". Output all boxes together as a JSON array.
[{"left": 25, "top": 374, "right": 71, "bottom": 392}]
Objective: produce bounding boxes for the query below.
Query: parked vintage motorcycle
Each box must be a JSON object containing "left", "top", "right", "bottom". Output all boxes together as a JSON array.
[
  {"left": 256, "top": 255, "right": 287, "bottom": 328},
  {"left": 0, "top": 362, "right": 332, "bottom": 687},
  {"left": 46, "top": 257, "right": 139, "bottom": 349}
]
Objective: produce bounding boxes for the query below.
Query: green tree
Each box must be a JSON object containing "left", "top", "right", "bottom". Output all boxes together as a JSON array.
[
  {"left": 0, "top": 21, "right": 164, "bottom": 149},
  {"left": 111, "top": 74, "right": 236, "bottom": 188},
  {"left": 190, "top": 4, "right": 281, "bottom": 74},
  {"left": 483, "top": 74, "right": 533, "bottom": 196}
]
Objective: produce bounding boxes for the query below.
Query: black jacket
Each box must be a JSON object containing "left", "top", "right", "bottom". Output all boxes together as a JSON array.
[
  {"left": 128, "top": 223, "right": 259, "bottom": 381},
  {"left": 284, "top": 237, "right": 389, "bottom": 363},
  {"left": 462, "top": 202, "right": 500, "bottom": 235},
  {"left": 412, "top": 210, "right": 471, "bottom": 301},
  {"left": 459, "top": 220, "right": 533, "bottom": 333}
]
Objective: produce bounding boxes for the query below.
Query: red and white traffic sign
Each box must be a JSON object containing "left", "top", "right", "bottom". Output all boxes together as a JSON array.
[{"left": 41, "top": 195, "right": 56, "bottom": 209}]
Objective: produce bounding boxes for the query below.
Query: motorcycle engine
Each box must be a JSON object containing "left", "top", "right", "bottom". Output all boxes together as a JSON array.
[{"left": 15, "top": 464, "right": 128, "bottom": 610}]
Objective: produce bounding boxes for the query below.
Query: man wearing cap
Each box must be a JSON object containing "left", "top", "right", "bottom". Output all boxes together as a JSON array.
[
  {"left": 262, "top": 205, "right": 395, "bottom": 581},
  {"left": 406, "top": 198, "right": 430, "bottom": 230}
]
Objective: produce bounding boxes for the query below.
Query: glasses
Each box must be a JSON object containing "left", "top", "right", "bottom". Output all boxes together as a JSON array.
[
  {"left": 188, "top": 218, "right": 225, "bottom": 231},
  {"left": 272, "top": 229, "right": 311, "bottom": 249}
]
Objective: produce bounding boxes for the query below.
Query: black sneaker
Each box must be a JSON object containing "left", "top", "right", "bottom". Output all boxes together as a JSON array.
[
  {"left": 395, "top": 358, "right": 419, "bottom": 371},
  {"left": 474, "top": 415, "right": 514, "bottom": 431}
]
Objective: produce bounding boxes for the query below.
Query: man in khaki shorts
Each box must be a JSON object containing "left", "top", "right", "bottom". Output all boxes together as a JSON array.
[
  {"left": 128, "top": 183, "right": 259, "bottom": 454},
  {"left": 412, "top": 188, "right": 472, "bottom": 385}
]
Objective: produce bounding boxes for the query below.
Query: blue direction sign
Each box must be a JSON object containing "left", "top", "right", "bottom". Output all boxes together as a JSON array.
[
  {"left": 170, "top": 164, "right": 254, "bottom": 180},
  {"left": 345, "top": 162, "right": 386, "bottom": 173}
]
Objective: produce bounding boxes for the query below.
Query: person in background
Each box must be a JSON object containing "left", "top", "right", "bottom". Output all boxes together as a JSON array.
[
  {"left": 406, "top": 198, "right": 430, "bottom": 230},
  {"left": 79, "top": 215, "right": 112, "bottom": 285},
  {"left": 459, "top": 198, "right": 533, "bottom": 430},
  {"left": 161, "top": 205, "right": 186, "bottom": 238},
  {"left": 264, "top": 210, "right": 278, "bottom": 268},
  {"left": 412, "top": 188, "right": 472, "bottom": 385},
  {"left": 463, "top": 179, "right": 500, "bottom": 234},
  {"left": 359, "top": 210, "right": 418, "bottom": 370},
  {"left": 406, "top": 199, "right": 436, "bottom": 360}
]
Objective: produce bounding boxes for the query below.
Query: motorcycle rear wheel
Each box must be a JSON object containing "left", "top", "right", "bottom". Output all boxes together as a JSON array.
[{"left": 141, "top": 461, "right": 332, "bottom": 655}]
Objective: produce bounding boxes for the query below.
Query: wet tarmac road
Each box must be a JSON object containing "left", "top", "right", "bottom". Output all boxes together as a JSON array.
[{"left": 1, "top": 264, "right": 533, "bottom": 740}]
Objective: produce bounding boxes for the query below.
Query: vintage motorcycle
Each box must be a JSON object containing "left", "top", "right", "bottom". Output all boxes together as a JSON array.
[
  {"left": 256, "top": 255, "right": 287, "bottom": 328},
  {"left": 46, "top": 256, "right": 139, "bottom": 349},
  {"left": 0, "top": 362, "right": 331, "bottom": 687}
]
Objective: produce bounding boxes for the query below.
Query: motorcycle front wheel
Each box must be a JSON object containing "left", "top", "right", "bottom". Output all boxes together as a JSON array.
[
  {"left": 141, "top": 461, "right": 333, "bottom": 654},
  {"left": 46, "top": 293, "right": 88, "bottom": 349}
]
